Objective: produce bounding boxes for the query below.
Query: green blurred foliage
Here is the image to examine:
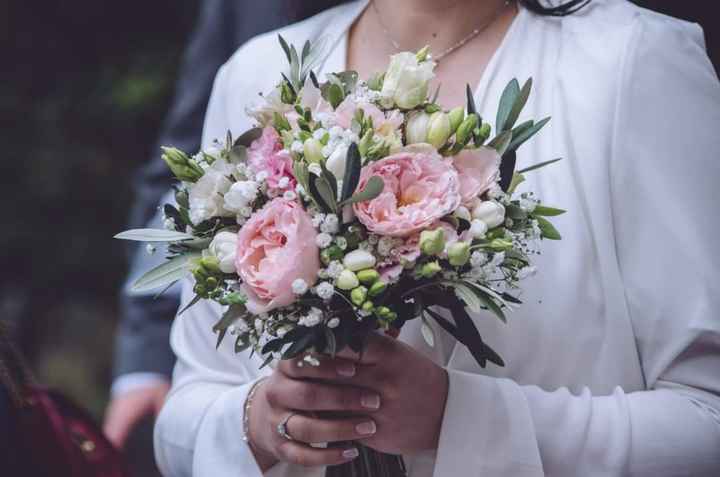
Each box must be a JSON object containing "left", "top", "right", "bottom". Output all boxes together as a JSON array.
[{"left": 1, "top": 0, "right": 197, "bottom": 418}]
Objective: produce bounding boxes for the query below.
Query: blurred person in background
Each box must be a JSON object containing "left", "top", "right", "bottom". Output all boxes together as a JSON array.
[{"left": 102, "top": 0, "right": 347, "bottom": 454}]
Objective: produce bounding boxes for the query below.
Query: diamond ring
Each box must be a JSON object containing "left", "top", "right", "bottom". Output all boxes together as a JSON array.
[{"left": 277, "top": 412, "right": 298, "bottom": 441}]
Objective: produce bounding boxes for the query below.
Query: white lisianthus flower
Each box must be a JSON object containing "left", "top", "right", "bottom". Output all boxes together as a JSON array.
[
  {"left": 245, "top": 86, "right": 292, "bottom": 127},
  {"left": 208, "top": 231, "right": 238, "bottom": 274},
  {"left": 469, "top": 219, "right": 489, "bottom": 239},
  {"left": 343, "top": 249, "right": 377, "bottom": 272},
  {"left": 189, "top": 160, "right": 233, "bottom": 225},
  {"left": 224, "top": 180, "right": 259, "bottom": 213},
  {"left": 380, "top": 52, "right": 436, "bottom": 109},
  {"left": 405, "top": 111, "right": 432, "bottom": 144},
  {"left": 472, "top": 200, "right": 506, "bottom": 229}
]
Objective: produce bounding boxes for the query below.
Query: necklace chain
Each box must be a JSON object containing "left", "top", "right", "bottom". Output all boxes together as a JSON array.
[{"left": 371, "top": 0, "right": 512, "bottom": 62}]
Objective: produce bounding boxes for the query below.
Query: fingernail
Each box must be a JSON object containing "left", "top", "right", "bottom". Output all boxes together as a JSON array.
[
  {"left": 343, "top": 448, "right": 359, "bottom": 459},
  {"left": 355, "top": 421, "right": 376, "bottom": 436},
  {"left": 336, "top": 362, "right": 356, "bottom": 377},
  {"left": 361, "top": 393, "right": 381, "bottom": 410}
]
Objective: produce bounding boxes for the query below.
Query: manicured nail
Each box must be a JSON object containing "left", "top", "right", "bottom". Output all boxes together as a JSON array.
[
  {"left": 336, "top": 362, "right": 356, "bottom": 377},
  {"left": 361, "top": 393, "right": 381, "bottom": 410},
  {"left": 355, "top": 421, "right": 376, "bottom": 436},
  {"left": 343, "top": 448, "right": 359, "bottom": 459}
]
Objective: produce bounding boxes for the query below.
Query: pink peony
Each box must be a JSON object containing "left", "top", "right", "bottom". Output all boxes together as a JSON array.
[
  {"left": 235, "top": 198, "right": 320, "bottom": 314},
  {"left": 353, "top": 151, "right": 461, "bottom": 238},
  {"left": 451, "top": 147, "right": 501, "bottom": 204},
  {"left": 247, "top": 127, "right": 296, "bottom": 191}
]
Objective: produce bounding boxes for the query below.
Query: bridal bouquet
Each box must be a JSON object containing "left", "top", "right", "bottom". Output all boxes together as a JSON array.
[{"left": 116, "top": 38, "right": 563, "bottom": 370}]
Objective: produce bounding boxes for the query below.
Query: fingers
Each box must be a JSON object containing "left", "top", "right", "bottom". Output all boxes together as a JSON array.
[
  {"left": 335, "top": 333, "right": 395, "bottom": 365},
  {"left": 103, "top": 394, "right": 152, "bottom": 449},
  {"left": 266, "top": 378, "right": 381, "bottom": 413},
  {"left": 275, "top": 441, "right": 360, "bottom": 468},
  {"left": 278, "top": 355, "right": 363, "bottom": 381},
  {"left": 285, "top": 413, "right": 377, "bottom": 444}
]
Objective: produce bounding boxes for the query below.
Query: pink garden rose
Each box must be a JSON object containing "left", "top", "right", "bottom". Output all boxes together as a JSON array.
[
  {"left": 247, "top": 127, "right": 296, "bottom": 191},
  {"left": 235, "top": 198, "right": 319, "bottom": 314},
  {"left": 334, "top": 97, "right": 404, "bottom": 135},
  {"left": 452, "top": 147, "right": 501, "bottom": 204},
  {"left": 353, "top": 151, "right": 461, "bottom": 238}
]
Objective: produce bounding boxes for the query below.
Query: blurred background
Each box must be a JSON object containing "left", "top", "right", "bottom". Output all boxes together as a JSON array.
[{"left": 1, "top": 0, "right": 717, "bottom": 476}]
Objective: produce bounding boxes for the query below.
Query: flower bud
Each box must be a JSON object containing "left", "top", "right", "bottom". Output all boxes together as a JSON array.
[
  {"left": 321, "top": 246, "right": 343, "bottom": 266},
  {"left": 455, "top": 115, "right": 479, "bottom": 147},
  {"left": 343, "top": 249, "right": 377, "bottom": 272},
  {"left": 336, "top": 269, "right": 360, "bottom": 290},
  {"left": 326, "top": 143, "right": 349, "bottom": 179},
  {"left": 427, "top": 112, "right": 452, "bottom": 149},
  {"left": 478, "top": 123, "right": 492, "bottom": 144},
  {"left": 375, "top": 306, "right": 392, "bottom": 319},
  {"left": 368, "top": 281, "right": 388, "bottom": 297},
  {"left": 358, "top": 129, "right": 374, "bottom": 157},
  {"left": 472, "top": 200, "right": 506, "bottom": 229},
  {"left": 416, "top": 45, "right": 431, "bottom": 62},
  {"left": 489, "top": 238, "right": 513, "bottom": 252},
  {"left": 357, "top": 269, "right": 380, "bottom": 285},
  {"left": 303, "top": 138, "right": 324, "bottom": 163},
  {"left": 208, "top": 231, "right": 238, "bottom": 274},
  {"left": 351, "top": 286, "right": 368, "bottom": 306},
  {"left": 200, "top": 256, "right": 221, "bottom": 274},
  {"left": 448, "top": 107, "right": 465, "bottom": 133},
  {"left": 419, "top": 260, "right": 442, "bottom": 278},
  {"left": 162, "top": 147, "right": 204, "bottom": 182},
  {"left": 362, "top": 300, "right": 375, "bottom": 312},
  {"left": 419, "top": 228, "right": 445, "bottom": 256},
  {"left": 454, "top": 205, "right": 472, "bottom": 222},
  {"left": 447, "top": 241, "right": 471, "bottom": 267},
  {"left": 405, "top": 111, "right": 432, "bottom": 145},
  {"left": 469, "top": 219, "right": 488, "bottom": 239},
  {"left": 381, "top": 52, "right": 435, "bottom": 109}
]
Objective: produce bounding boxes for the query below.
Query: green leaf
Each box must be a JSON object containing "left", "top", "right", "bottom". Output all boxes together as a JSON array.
[
  {"left": 324, "top": 83, "right": 345, "bottom": 109},
  {"left": 131, "top": 253, "right": 199, "bottom": 292},
  {"left": 212, "top": 304, "right": 246, "bottom": 349},
  {"left": 115, "top": 228, "right": 195, "bottom": 242},
  {"left": 335, "top": 71, "right": 359, "bottom": 95},
  {"left": 340, "top": 143, "right": 361, "bottom": 202},
  {"left": 532, "top": 205, "right": 566, "bottom": 216},
  {"left": 447, "top": 281, "right": 483, "bottom": 314},
  {"left": 339, "top": 175, "right": 384, "bottom": 207},
  {"left": 310, "top": 173, "right": 337, "bottom": 213},
  {"left": 320, "top": 162, "right": 338, "bottom": 202},
  {"left": 234, "top": 127, "right": 263, "bottom": 148},
  {"left": 420, "top": 316, "right": 435, "bottom": 348},
  {"left": 324, "top": 328, "right": 337, "bottom": 357},
  {"left": 293, "top": 161, "right": 310, "bottom": 193},
  {"left": 301, "top": 40, "right": 311, "bottom": 62},
  {"left": 496, "top": 79, "right": 520, "bottom": 132},
  {"left": 177, "top": 294, "right": 202, "bottom": 316},
  {"left": 445, "top": 280, "right": 507, "bottom": 323},
  {"left": 235, "top": 335, "right": 251, "bottom": 354},
  {"left": 503, "top": 78, "right": 532, "bottom": 131},
  {"left": 535, "top": 216, "right": 562, "bottom": 240},
  {"left": 505, "top": 203, "right": 528, "bottom": 220},
  {"left": 517, "top": 157, "right": 562, "bottom": 174},
  {"left": 278, "top": 35, "right": 292, "bottom": 63},
  {"left": 507, "top": 172, "right": 526, "bottom": 194},
  {"left": 507, "top": 117, "right": 551, "bottom": 153},
  {"left": 487, "top": 130, "right": 513, "bottom": 156},
  {"left": 282, "top": 330, "right": 317, "bottom": 360},
  {"left": 466, "top": 84, "right": 478, "bottom": 116}
]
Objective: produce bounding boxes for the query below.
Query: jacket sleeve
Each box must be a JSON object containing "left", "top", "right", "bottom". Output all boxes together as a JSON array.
[{"left": 433, "top": 16, "right": 720, "bottom": 477}]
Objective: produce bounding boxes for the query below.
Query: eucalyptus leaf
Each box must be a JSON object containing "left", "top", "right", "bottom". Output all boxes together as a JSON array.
[
  {"left": 487, "top": 130, "right": 513, "bottom": 156},
  {"left": 340, "top": 143, "right": 361, "bottom": 202},
  {"left": 233, "top": 127, "right": 263, "bottom": 148},
  {"left": 115, "top": 229, "right": 195, "bottom": 242},
  {"left": 420, "top": 316, "right": 435, "bottom": 348},
  {"left": 339, "top": 176, "right": 384, "bottom": 207},
  {"left": 499, "top": 150, "right": 517, "bottom": 192},
  {"left": 466, "top": 84, "right": 477, "bottom": 116},
  {"left": 503, "top": 78, "right": 532, "bottom": 131},
  {"left": 278, "top": 35, "right": 292, "bottom": 63},
  {"left": 507, "top": 117, "right": 551, "bottom": 153},
  {"left": 532, "top": 205, "right": 566, "bottom": 216},
  {"left": 535, "top": 216, "right": 562, "bottom": 240},
  {"left": 177, "top": 294, "right": 202, "bottom": 316},
  {"left": 310, "top": 174, "right": 337, "bottom": 213},
  {"left": 517, "top": 157, "right": 562, "bottom": 174},
  {"left": 496, "top": 79, "right": 520, "bottom": 132},
  {"left": 131, "top": 253, "right": 199, "bottom": 292}
]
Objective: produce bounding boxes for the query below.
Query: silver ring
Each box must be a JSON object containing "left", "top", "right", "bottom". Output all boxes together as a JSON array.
[{"left": 277, "top": 412, "right": 298, "bottom": 441}]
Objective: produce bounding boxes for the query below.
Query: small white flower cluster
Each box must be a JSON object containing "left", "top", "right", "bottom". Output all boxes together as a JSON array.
[
  {"left": 353, "top": 83, "right": 382, "bottom": 104},
  {"left": 298, "top": 307, "right": 324, "bottom": 327}
]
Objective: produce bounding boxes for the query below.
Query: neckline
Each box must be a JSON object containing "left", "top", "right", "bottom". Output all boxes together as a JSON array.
[{"left": 320, "top": 0, "right": 527, "bottom": 112}]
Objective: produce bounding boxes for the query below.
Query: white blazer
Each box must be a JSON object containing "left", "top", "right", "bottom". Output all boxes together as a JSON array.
[{"left": 154, "top": 1, "right": 720, "bottom": 475}]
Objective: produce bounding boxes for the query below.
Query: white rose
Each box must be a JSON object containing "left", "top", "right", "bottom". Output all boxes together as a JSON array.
[
  {"left": 343, "top": 249, "right": 377, "bottom": 272},
  {"left": 188, "top": 160, "right": 233, "bottom": 225},
  {"left": 326, "top": 143, "right": 349, "bottom": 180},
  {"left": 380, "top": 52, "right": 435, "bottom": 109},
  {"left": 209, "top": 231, "right": 238, "bottom": 274},
  {"left": 472, "top": 200, "right": 506, "bottom": 229}
]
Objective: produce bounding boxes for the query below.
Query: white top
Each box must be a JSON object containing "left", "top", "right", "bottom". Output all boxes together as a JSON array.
[{"left": 153, "top": 1, "right": 720, "bottom": 476}]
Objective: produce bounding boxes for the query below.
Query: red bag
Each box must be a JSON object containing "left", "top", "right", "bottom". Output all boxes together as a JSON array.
[
  {"left": 15, "top": 386, "right": 129, "bottom": 477},
  {"left": 1, "top": 324, "right": 128, "bottom": 477}
]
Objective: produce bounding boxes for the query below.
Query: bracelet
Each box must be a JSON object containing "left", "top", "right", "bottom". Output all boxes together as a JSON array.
[{"left": 242, "top": 377, "right": 269, "bottom": 448}]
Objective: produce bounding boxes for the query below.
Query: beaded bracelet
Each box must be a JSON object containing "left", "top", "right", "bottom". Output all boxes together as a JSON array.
[{"left": 242, "top": 377, "right": 269, "bottom": 448}]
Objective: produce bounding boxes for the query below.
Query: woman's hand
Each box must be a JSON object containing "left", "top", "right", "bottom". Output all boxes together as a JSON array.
[
  {"left": 247, "top": 362, "right": 383, "bottom": 470},
  {"left": 280, "top": 333, "right": 450, "bottom": 455}
]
